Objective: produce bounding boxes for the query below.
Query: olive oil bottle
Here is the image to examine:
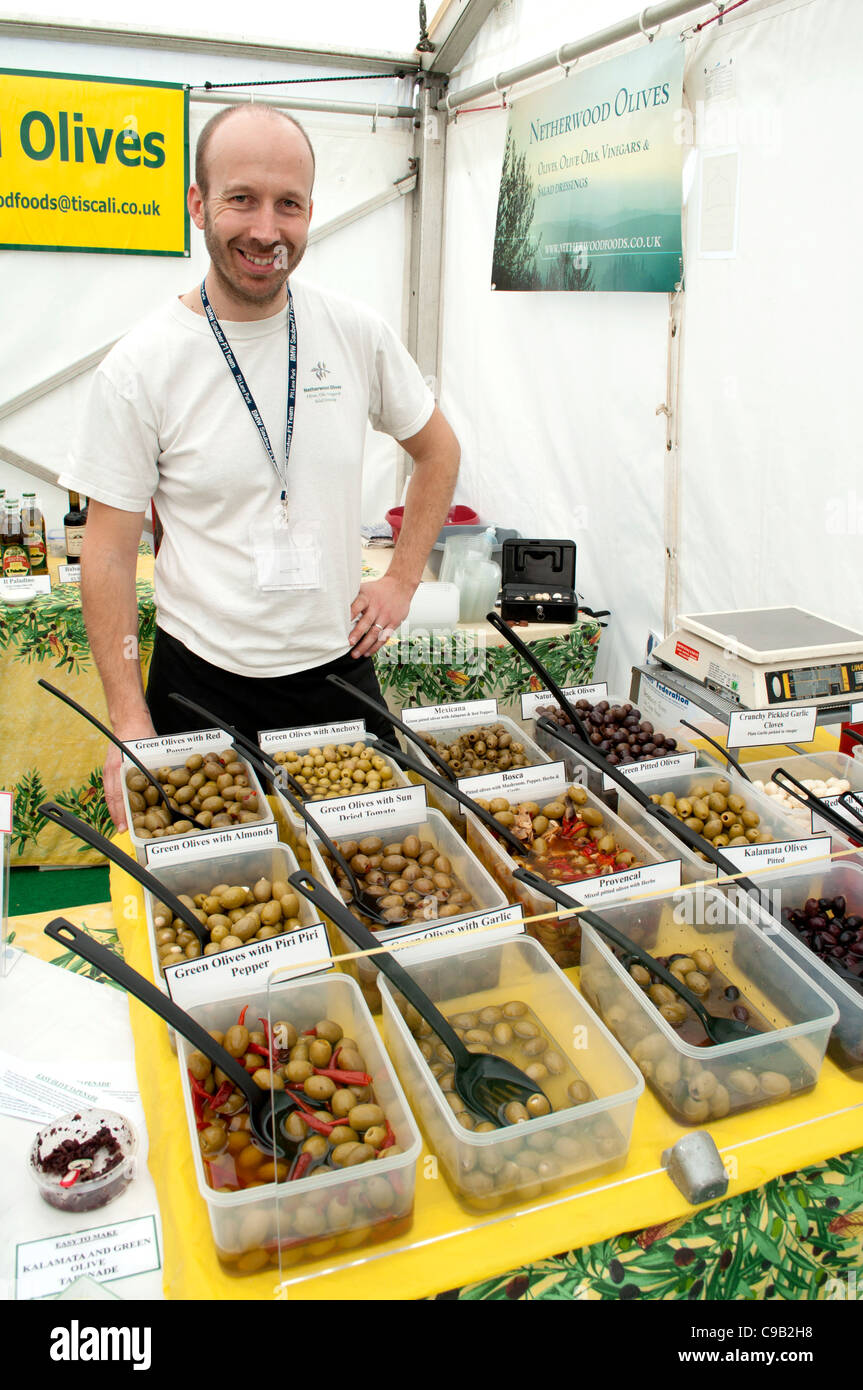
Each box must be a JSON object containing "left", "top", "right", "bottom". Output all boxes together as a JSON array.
[
  {"left": 1, "top": 498, "right": 32, "bottom": 577},
  {"left": 21, "top": 491, "right": 48, "bottom": 574},
  {"left": 64, "top": 490, "right": 88, "bottom": 565}
]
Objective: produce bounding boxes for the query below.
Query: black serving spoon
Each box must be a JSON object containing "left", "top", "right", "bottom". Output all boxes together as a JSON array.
[
  {"left": 771, "top": 768, "right": 862, "bottom": 844},
  {"left": 485, "top": 609, "right": 593, "bottom": 744},
  {"left": 43, "top": 917, "right": 319, "bottom": 1163},
  {"left": 167, "top": 692, "right": 395, "bottom": 928},
  {"left": 38, "top": 801, "right": 210, "bottom": 947},
  {"left": 289, "top": 870, "right": 551, "bottom": 1128},
  {"left": 512, "top": 867, "right": 762, "bottom": 1044},
  {"left": 535, "top": 715, "right": 765, "bottom": 902},
  {"left": 678, "top": 718, "right": 752, "bottom": 782},
  {"left": 324, "top": 673, "right": 460, "bottom": 784},
  {"left": 37, "top": 678, "right": 191, "bottom": 826},
  {"left": 362, "top": 737, "right": 533, "bottom": 859}
]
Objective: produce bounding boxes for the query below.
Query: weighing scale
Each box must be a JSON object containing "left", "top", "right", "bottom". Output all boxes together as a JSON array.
[{"left": 648, "top": 607, "right": 863, "bottom": 710}]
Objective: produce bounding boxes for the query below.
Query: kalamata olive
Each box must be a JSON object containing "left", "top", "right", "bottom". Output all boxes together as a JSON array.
[{"left": 833, "top": 896, "right": 847, "bottom": 915}]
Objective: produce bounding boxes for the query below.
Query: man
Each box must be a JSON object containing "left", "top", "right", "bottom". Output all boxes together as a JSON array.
[{"left": 61, "top": 104, "right": 460, "bottom": 830}]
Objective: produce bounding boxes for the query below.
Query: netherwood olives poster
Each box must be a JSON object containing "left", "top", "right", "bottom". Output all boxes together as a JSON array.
[
  {"left": 492, "top": 39, "right": 684, "bottom": 293},
  {"left": 0, "top": 69, "right": 188, "bottom": 255}
]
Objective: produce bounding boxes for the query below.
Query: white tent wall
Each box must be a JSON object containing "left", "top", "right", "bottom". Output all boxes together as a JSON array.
[
  {"left": 438, "top": 0, "right": 862, "bottom": 698},
  {"left": 0, "top": 31, "right": 417, "bottom": 534}
]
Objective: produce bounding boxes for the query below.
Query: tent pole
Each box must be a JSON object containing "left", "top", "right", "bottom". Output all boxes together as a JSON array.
[
  {"left": 401, "top": 78, "right": 448, "bottom": 501},
  {"left": 438, "top": 0, "right": 722, "bottom": 112}
]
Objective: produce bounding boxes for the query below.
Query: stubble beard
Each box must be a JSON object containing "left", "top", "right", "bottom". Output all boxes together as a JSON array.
[{"left": 202, "top": 207, "right": 306, "bottom": 309}]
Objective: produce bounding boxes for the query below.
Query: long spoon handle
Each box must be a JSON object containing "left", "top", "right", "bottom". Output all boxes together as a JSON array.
[
  {"left": 38, "top": 678, "right": 179, "bottom": 821},
  {"left": 365, "top": 738, "right": 528, "bottom": 857},
  {"left": 485, "top": 610, "right": 593, "bottom": 744},
  {"left": 37, "top": 801, "right": 208, "bottom": 946},
  {"left": 42, "top": 917, "right": 258, "bottom": 1100},
  {"left": 288, "top": 871, "right": 469, "bottom": 1063},
  {"left": 325, "top": 673, "right": 459, "bottom": 784}
]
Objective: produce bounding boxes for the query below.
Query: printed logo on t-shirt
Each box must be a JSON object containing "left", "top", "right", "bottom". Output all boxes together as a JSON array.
[{"left": 304, "top": 361, "right": 342, "bottom": 404}]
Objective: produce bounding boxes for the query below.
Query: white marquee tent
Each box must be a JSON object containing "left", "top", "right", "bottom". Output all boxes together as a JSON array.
[{"left": 1, "top": 0, "right": 860, "bottom": 697}]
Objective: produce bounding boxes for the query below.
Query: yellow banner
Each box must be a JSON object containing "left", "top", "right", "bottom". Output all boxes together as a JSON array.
[{"left": 0, "top": 69, "right": 188, "bottom": 255}]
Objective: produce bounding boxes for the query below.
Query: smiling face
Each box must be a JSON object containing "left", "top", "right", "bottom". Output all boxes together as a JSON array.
[{"left": 188, "top": 109, "right": 314, "bottom": 320}]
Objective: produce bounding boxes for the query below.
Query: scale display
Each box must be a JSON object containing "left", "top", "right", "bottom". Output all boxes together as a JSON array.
[{"left": 650, "top": 607, "right": 863, "bottom": 711}]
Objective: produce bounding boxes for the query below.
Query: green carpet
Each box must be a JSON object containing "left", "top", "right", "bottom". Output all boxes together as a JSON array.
[{"left": 9, "top": 866, "right": 110, "bottom": 916}]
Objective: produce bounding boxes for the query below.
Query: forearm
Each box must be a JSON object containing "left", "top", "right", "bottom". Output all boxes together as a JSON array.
[{"left": 80, "top": 528, "right": 151, "bottom": 732}]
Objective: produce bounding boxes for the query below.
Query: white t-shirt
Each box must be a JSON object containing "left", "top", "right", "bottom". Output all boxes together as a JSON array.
[{"left": 61, "top": 279, "right": 434, "bottom": 677}]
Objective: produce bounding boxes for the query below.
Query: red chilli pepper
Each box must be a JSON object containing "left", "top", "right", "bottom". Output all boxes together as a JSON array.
[
  {"left": 188, "top": 1072, "right": 212, "bottom": 1119},
  {"left": 237, "top": 1004, "right": 249, "bottom": 1028},
  {"left": 382, "top": 1119, "right": 396, "bottom": 1150},
  {"left": 289, "top": 1152, "right": 314, "bottom": 1182},
  {"left": 311, "top": 1066, "right": 372, "bottom": 1086},
  {"left": 209, "top": 1081, "right": 234, "bottom": 1111},
  {"left": 248, "top": 1042, "right": 271, "bottom": 1058},
  {"left": 59, "top": 1168, "right": 82, "bottom": 1189}
]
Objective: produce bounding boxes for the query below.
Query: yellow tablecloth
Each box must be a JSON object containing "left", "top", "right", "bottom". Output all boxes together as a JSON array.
[
  {"left": 110, "top": 844, "right": 863, "bottom": 1302},
  {"left": 0, "top": 550, "right": 155, "bottom": 866}
]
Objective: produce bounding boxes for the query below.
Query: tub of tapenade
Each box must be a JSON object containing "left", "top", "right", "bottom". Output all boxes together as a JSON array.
[
  {"left": 30, "top": 1109, "right": 137, "bottom": 1212},
  {"left": 578, "top": 886, "right": 838, "bottom": 1125},
  {"left": 379, "top": 933, "right": 643, "bottom": 1212},
  {"left": 177, "top": 973, "right": 421, "bottom": 1275}
]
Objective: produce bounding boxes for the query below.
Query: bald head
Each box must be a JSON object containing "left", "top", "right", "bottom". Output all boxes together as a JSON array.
[{"left": 195, "top": 104, "right": 316, "bottom": 199}]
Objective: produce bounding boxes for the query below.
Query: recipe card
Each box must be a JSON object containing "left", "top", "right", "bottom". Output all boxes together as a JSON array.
[{"left": 16, "top": 1216, "right": 161, "bottom": 1301}]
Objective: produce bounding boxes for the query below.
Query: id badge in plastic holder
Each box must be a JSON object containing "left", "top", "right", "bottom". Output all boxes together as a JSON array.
[{"left": 252, "top": 519, "right": 322, "bottom": 592}]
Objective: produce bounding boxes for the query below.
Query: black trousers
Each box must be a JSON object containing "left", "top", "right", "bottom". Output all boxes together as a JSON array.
[{"left": 145, "top": 627, "right": 396, "bottom": 746}]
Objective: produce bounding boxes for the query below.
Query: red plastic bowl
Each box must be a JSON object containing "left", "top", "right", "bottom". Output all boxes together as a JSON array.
[{"left": 385, "top": 504, "right": 479, "bottom": 544}]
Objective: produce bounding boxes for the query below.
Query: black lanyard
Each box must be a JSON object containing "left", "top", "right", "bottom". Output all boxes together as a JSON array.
[{"left": 200, "top": 279, "right": 297, "bottom": 512}]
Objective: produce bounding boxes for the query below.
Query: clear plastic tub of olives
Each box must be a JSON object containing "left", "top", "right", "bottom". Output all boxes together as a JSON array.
[
  {"left": 306, "top": 808, "right": 509, "bottom": 1013},
  {"left": 120, "top": 733, "right": 274, "bottom": 865},
  {"left": 463, "top": 778, "right": 665, "bottom": 968},
  {"left": 143, "top": 842, "right": 327, "bottom": 1036},
  {"left": 611, "top": 769, "right": 839, "bottom": 886},
  {"left": 177, "top": 974, "right": 422, "bottom": 1276},
  {"left": 532, "top": 695, "right": 696, "bottom": 800},
  {"left": 750, "top": 859, "right": 863, "bottom": 1079},
  {"left": 577, "top": 885, "right": 838, "bottom": 1126},
  {"left": 406, "top": 716, "right": 551, "bottom": 829},
  {"left": 379, "top": 933, "right": 643, "bottom": 1213},
  {"left": 263, "top": 731, "right": 412, "bottom": 843}
]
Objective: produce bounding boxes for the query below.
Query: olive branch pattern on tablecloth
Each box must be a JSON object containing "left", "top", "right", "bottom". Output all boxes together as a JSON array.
[
  {"left": 373, "top": 622, "right": 601, "bottom": 708},
  {"left": 440, "top": 1152, "right": 863, "bottom": 1300}
]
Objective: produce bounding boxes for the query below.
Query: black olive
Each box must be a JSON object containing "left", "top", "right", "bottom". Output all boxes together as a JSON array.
[
  {"left": 724, "top": 985, "right": 740, "bottom": 1001},
  {"left": 833, "top": 896, "right": 847, "bottom": 916}
]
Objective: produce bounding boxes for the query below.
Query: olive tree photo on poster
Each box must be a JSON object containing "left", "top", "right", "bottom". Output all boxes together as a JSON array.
[{"left": 491, "top": 39, "right": 684, "bottom": 293}]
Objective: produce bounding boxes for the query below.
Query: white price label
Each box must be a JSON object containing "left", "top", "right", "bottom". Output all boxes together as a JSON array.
[
  {"left": 15, "top": 1216, "right": 160, "bottom": 1301},
  {"left": 811, "top": 792, "right": 862, "bottom": 835},
  {"left": 305, "top": 784, "right": 427, "bottom": 839},
  {"left": 0, "top": 574, "right": 51, "bottom": 596},
  {"left": 459, "top": 760, "right": 565, "bottom": 802},
  {"left": 552, "top": 860, "right": 682, "bottom": 906},
  {"left": 126, "top": 728, "right": 226, "bottom": 760},
  {"left": 164, "top": 922, "right": 332, "bottom": 1007},
  {"left": 727, "top": 707, "right": 817, "bottom": 748},
  {"left": 0, "top": 790, "right": 11, "bottom": 834},
  {"left": 520, "top": 683, "right": 608, "bottom": 721},
  {"left": 601, "top": 751, "right": 696, "bottom": 792},
  {"left": 401, "top": 699, "right": 499, "bottom": 728},
  {"left": 851, "top": 703, "right": 863, "bottom": 724},
  {"left": 56, "top": 564, "right": 82, "bottom": 585},
  {"left": 144, "top": 820, "right": 278, "bottom": 865},
  {"left": 722, "top": 836, "right": 832, "bottom": 870},
  {"left": 259, "top": 719, "right": 366, "bottom": 750},
  {"left": 395, "top": 904, "right": 524, "bottom": 958}
]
